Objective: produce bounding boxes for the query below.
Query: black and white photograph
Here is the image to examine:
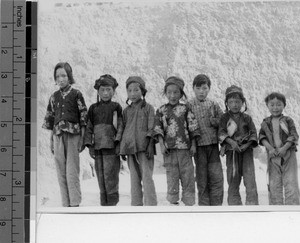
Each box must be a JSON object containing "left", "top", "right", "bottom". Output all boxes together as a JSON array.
[{"left": 34, "top": 0, "right": 300, "bottom": 242}]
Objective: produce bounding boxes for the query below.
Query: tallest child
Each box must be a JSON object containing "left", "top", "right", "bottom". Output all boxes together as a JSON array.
[{"left": 43, "top": 62, "right": 88, "bottom": 207}]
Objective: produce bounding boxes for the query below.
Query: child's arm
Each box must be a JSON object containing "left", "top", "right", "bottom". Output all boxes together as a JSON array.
[
  {"left": 225, "top": 137, "right": 241, "bottom": 152},
  {"left": 190, "top": 139, "right": 196, "bottom": 156},
  {"left": 50, "top": 130, "right": 54, "bottom": 154},
  {"left": 209, "top": 102, "right": 224, "bottom": 128},
  {"left": 261, "top": 138, "right": 277, "bottom": 158},
  {"left": 285, "top": 117, "right": 299, "bottom": 145},
  {"left": 246, "top": 115, "right": 258, "bottom": 147},
  {"left": 277, "top": 141, "right": 293, "bottom": 157},
  {"left": 186, "top": 106, "right": 201, "bottom": 141},
  {"left": 77, "top": 91, "right": 88, "bottom": 152},
  {"left": 158, "top": 135, "right": 169, "bottom": 156},
  {"left": 78, "top": 126, "right": 85, "bottom": 153},
  {"left": 115, "top": 103, "right": 124, "bottom": 145},
  {"left": 146, "top": 105, "right": 156, "bottom": 159},
  {"left": 153, "top": 106, "right": 168, "bottom": 155}
]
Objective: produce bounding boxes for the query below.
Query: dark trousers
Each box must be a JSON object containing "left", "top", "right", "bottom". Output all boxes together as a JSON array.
[
  {"left": 94, "top": 149, "right": 120, "bottom": 206},
  {"left": 226, "top": 148, "right": 258, "bottom": 205},
  {"left": 194, "top": 144, "right": 224, "bottom": 205}
]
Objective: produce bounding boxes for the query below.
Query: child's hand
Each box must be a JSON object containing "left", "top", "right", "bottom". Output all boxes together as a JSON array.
[
  {"left": 146, "top": 144, "right": 154, "bottom": 160},
  {"left": 277, "top": 147, "right": 287, "bottom": 158},
  {"left": 189, "top": 144, "right": 196, "bottom": 157},
  {"left": 230, "top": 140, "right": 241, "bottom": 152},
  {"left": 114, "top": 141, "right": 120, "bottom": 155},
  {"left": 78, "top": 138, "right": 85, "bottom": 153},
  {"left": 89, "top": 147, "right": 95, "bottom": 159},
  {"left": 268, "top": 148, "right": 277, "bottom": 158},
  {"left": 50, "top": 138, "right": 54, "bottom": 154},
  {"left": 160, "top": 144, "right": 170, "bottom": 156},
  {"left": 239, "top": 143, "right": 249, "bottom": 152}
]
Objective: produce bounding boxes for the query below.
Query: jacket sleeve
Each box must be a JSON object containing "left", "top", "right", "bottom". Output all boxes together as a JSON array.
[
  {"left": 210, "top": 101, "right": 224, "bottom": 128},
  {"left": 42, "top": 95, "right": 55, "bottom": 130},
  {"left": 246, "top": 115, "right": 258, "bottom": 147},
  {"left": 218, "top": 114, "right": 229, "bottom": 145},
  {"left": 153, "top": 107, "right": 165, "bottom": 141},
  {"left": 146, "top": 104, "right": 155, "bottom": 138},
  {"left": 83, "top": 105, "right": 94, "bottom": 147},
  {"left": 258, "top": 120, "right": 269, "bottom": 146},
  {"left": 286, "top": 117, "right": 299, "bottom": 146},
  {"left": 186, "top": 105, "right": 201, "bottom": 139},
  {"left": 115, "top": 103, "right": 123, "bottom": 142},
  {"left": 76, "top": 90, "right": 88, "bottom": 127}
]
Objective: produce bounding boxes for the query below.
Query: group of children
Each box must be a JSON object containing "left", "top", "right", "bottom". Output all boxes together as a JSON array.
[{"left": 43, "top": 62, "right": 300, "bottom": 207}]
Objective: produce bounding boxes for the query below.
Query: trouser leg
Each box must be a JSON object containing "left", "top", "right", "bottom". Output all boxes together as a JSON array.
[
  {"left": 128, "top": 155, "right": 143, "bottom": 206},
  {"left": 242, "top": 149, "right": 258, "bottom": 205},
  {"left": 207, "top": 144, "right": 224, "bottom": 206},
  {"left": 282, "top": 151, "right": 300, "bottom": 205},
  {"left": 137, "top": 152, "right": 157, "bottom": 206},
  {"left": 226, "top": 151, "right": 242, "bottom": 205},
  {"left": 164, "top": 151, "right": 180, "bottom": 204},
  {"left": 65, "top": 133, "right": 81, "bottom": 206},
  {"left": 178, "top": 150, "right": 195, "bottom": 206},
  {"left": 53, "top": 133, "right": 70, "bottom": 207},
  {"left": 194, "top": 146, "right": 209, "bottom": 205}
]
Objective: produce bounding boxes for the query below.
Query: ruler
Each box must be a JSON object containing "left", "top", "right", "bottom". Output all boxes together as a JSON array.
[{"left": 1, "top": 1, "right": 37, "bottom": 242}]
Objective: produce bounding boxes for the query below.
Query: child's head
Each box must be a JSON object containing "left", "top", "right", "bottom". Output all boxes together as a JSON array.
[
  {"left": 54, "top": 62, "right": 74, "bottom": 89},
  {"left": 164, "top": 76, "right": 187, "bottom": 105},
  {"left": 126, "top": 76, "right": 147, "bottom": 104},
  {"left": 94, "top": 74, "right": 118, "bottom": 102},
  {"left": 264, "top": 92, "right": 286, "bottom": 117},
  {"left": 192, "top": 74, "right": 211, "bottom": 101},
  {"left": 225, "top": 85, "right": 247, "bottom": 113}
]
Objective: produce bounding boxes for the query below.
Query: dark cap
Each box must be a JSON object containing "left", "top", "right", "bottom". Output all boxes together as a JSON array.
[
  {"left": 225, "top": 85, "right": 244, "bottom": 99},
  {"left": 94, "top": 74, "right": 118, "bottom": 90},
  {"left": 165, "top": 76, "right": 185, "bottom": 90},
  {"left": 126, "top": 76, "right": 146, "bottom": 90}
]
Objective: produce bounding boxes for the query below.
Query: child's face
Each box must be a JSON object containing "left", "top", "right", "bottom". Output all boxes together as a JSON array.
[
  {"left": 55, "top": 68, "right": 69, "bottom": 89},
  {"left": 166, "top": 84, "right": 181, "bottom": 105},
  {"left": 193, "top": 84, "right": 210, "bottom": 101},
  {"left": 98, "top": 85, "right": 114, "bottom": 102},
  {"left": 267, "top": 98, "right": 284, "bottom": 117},
  {"left": 227, "top": 97, "right": 243, "bottom": 113},
  {"left": 127, "top": 82, "right": 142, "bottom": 103}
]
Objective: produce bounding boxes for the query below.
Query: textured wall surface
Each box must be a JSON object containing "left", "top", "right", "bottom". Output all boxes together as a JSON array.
[{"left": 37, "top": 2, "right": 300, "bottom": 207}]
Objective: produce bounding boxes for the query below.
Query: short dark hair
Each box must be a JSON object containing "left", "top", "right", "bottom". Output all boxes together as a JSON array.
[
  {"left": 264, "top": 92, "right": 286, "bottom": 107},
  {"left": 54, "top": 62, "right": 75, "bottom": 84},
  {"left": 193, "top": 74, "right": 211, "bottom": 88}
]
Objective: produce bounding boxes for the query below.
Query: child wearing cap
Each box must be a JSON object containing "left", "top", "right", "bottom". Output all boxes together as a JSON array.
[
  {"left": 84, "top": 74, "right": 123, "bottom": 206},
  {"left": 42, "top": 62, "right": 88, "bottom": 207},
  {"left": 259, "top": 92, "right": 299, "bottom": 205},
  {"left": 153, "top": 76, "right": 200, "bottom": 206},
  {"left": 188, "top": 74, "right": 224, "bottom": 206},
  {"left": 218, "top": 85, "right": 258, "bottom": 205},
  {"left": 120, "top": 76, "right": 157, "bottom": 206}
]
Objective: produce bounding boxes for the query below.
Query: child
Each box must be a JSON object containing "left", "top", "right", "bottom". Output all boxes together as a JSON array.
[
  {"left": 188, "top": 74, "right": 224, "bottom": 206},
  {"left": 120, "top": 76, "right": 157, "bottom": 206},
  {"left": 153, "top": 76, "right": 200, "bottom": 206},
  {"left": 259, "top": 92, "right": 300, "bottom": 205},
  {"left": 42, "top": 62, "right": 88, "bottom": 207},
  {"left": 218, "top": 85, "right": 258, "bottom": 205},
  {"left": 84, "top": 74, "right": 123, "bottom": 206}
]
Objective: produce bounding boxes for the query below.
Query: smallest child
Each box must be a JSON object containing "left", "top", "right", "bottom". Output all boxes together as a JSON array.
[
  {"left": 218, "top": 85, "right": 258, "bottom": 205},
  {"left": 259, "top": 92, "right": 300, "bottom": 205}
]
